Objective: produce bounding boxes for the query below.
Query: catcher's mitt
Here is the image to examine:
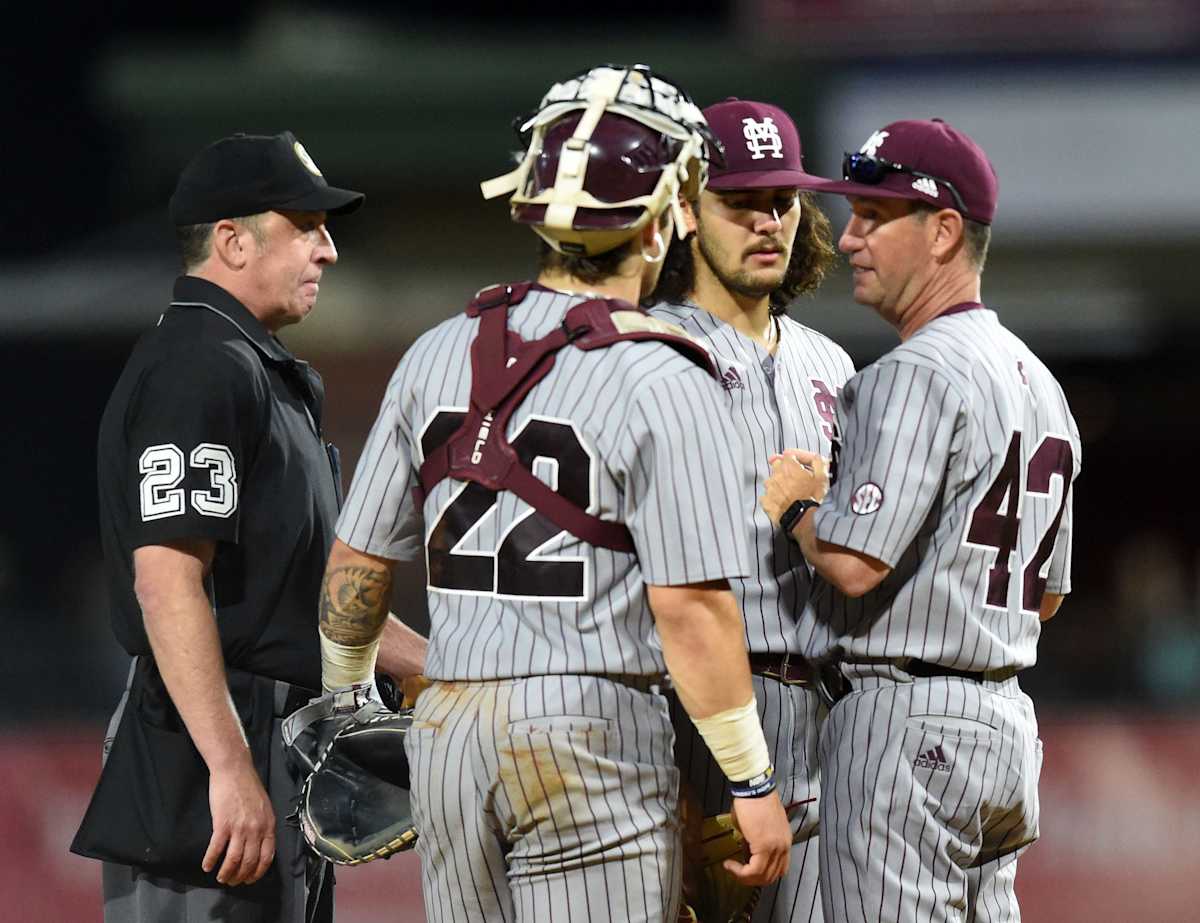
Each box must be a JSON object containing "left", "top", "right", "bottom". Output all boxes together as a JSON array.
[
  {"left": 282, "top": 688, "right": 419, "bottom": 865},
  {"left": 685, "top": 812, "right": 761, "bottom": 923}
]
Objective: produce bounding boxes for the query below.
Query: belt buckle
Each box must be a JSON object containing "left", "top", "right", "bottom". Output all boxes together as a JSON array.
[
  {"left": 813, "top": 660, "right": 850, "bottom": 709},
  {"left": 780, "top": 653, "right": 810, "bottom": 686}
]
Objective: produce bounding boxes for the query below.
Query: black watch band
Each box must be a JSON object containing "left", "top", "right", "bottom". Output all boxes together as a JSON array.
[{"left": 780, "top": 498, "right": 819, "bottom": 536}]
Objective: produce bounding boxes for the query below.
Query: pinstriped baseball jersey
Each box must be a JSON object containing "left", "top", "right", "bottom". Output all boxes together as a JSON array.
[
  {"left": 808, "top": 304, "right": 1081, "bottom": 670},
  {"left": 649, "top": 301, "right": 853, "bottom": 923},
  {"left": 337, "top": 284, "right": 753, "bottom": 681},
  {"left": 648, "top": 302, "right": 855, "bottom": 654}
]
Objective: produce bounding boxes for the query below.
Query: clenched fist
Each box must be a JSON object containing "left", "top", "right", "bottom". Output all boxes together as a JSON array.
[{"left": 760, "top": 449, "right": 830, "bottom": 525}]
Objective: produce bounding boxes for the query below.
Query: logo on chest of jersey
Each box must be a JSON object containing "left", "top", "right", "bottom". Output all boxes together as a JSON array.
[
  {"left": 810, "top": 378, "right": 837, "bottom": 441},
  {"left": 471, "top": 410, "right": 495, "bottom": 464},
  {"left": 721, "top": 366, "right": 745, "bottom": 391},
  {"left": 913, "top": 744, "right": 951, "bottom": 772},
  {"left": 850, "top": 482, "right": 883, "bottom": 515}
]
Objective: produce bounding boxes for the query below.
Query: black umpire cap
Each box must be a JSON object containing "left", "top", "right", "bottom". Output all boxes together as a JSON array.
[{"left": 169, "top": 130, "right": 365, "bottom": 225}]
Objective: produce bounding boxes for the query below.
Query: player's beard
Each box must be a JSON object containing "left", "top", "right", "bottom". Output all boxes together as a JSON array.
[{"left": 695, "top": 223, "right": 789, "bottom": 300}]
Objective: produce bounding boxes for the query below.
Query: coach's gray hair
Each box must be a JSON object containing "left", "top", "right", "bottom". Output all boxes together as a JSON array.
[{"left": 914, "top": 203, "right": 990, "bottom": 273}]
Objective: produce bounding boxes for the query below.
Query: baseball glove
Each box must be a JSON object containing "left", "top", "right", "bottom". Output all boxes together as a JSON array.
[
  {"left": 684, "top": 812, "right": 762, "bottom": 923},
  {"left": 282, "top": 687, "right": 419, "bottom": 866}
]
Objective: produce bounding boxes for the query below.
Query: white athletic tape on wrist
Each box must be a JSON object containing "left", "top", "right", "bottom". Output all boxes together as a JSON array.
[
  {"left": 320, "top": 631, "right": 380, "bottom": 692},
  {"left": 691, "top": 696, "right": 772, "bottom": 784}
]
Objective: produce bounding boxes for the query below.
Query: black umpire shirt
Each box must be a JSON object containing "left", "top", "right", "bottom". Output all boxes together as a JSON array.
[{"left": 97, "top": 275, "right": 341, "bottom": 691}]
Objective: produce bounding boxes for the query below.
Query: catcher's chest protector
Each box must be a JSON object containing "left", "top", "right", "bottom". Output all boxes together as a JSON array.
[{"left": 416, "top": 282, "right": 716, "bottom": 552}]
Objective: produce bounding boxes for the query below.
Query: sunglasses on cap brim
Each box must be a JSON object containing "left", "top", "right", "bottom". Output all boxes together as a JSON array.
[{"left": 842, "top": 152, "right": 968, "bottom": 215}]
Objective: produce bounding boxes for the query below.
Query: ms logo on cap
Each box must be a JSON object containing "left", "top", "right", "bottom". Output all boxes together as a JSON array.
[
  {"left": 743, "top": 117, "right": 784, "bottom": 161},
  {"left": 293, "top": 141, "right": 323, "bottom": 177},
  {"left": 859, "top": 130, "right": 890, "bottom": 158}
]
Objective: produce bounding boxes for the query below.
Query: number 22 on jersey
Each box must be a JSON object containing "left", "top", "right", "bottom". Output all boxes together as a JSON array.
[
  {"left": 419, "top": 409, "right": 595, "bottom": 602},
  {"left": 964, "top": 431, "right": 1073, "bottom": 614}
]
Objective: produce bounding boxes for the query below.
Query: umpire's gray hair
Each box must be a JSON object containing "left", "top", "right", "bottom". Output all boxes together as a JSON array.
[{"left": 174, "top": 214, "right": 268, "bottom": 272}]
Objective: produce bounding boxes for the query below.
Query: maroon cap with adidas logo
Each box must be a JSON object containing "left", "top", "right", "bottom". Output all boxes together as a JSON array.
[
  {"left": 818, "top": 118, "right": 998, "bottom": 225},
  {"left": 701, "top": 98, "right": 832, "bottom": 191}
]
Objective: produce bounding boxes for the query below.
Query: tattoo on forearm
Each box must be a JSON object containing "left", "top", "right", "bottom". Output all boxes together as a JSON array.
[{"left": 320, "top": 565, "right": 392, "bottom": 645}]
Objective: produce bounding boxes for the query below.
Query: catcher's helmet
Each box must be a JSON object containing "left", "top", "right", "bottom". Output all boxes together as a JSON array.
[{"left": 482, "top": 64, "right": 721, "bottom": 257}]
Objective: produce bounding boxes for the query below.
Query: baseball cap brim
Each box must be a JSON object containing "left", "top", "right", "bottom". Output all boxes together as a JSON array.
[
  {"left": 707, "top": 168, "right": 833, "bottom": 191},
  {"left": 278, "top": 184, "right": 365, "bottom": 216},
  {"left": 809, "top": 175, "right": 979, "bottom": 219},
  {"left": 809, "top": 178, "right": 928, "bottom": 201}
]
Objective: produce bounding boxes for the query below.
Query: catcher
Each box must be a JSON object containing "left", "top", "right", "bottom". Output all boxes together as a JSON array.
[{"left": 286, "top": 63, "right": 792, "bottom": 923}]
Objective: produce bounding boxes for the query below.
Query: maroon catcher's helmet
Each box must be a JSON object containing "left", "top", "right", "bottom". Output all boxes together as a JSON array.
[{"left": 482, "top": 64, "right": 720, "bottom": 256}]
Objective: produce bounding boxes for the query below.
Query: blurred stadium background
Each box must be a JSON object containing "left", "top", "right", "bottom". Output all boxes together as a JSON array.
[{"left": 4, "top": 1, "right": 1199, "bottom": 919}]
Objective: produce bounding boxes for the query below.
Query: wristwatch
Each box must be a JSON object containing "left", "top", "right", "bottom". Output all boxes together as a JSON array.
[{"left": 779, "top": 498, "right": 820, "bottom": 537}]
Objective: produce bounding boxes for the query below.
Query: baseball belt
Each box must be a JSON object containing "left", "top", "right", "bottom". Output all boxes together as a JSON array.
[
  {"left": 814, "top": 658, "right": 1023, "bottom": 709},
  {"left": 747, "top": 653, "right": 811, "bottom": 686}
]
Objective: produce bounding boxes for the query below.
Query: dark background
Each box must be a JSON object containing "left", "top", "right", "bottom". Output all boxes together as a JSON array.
[
  {"left": 6, "top": 1, "right": 1197, "bottom": 721},
  {"left": 5, "top": 4, "right": 1200, "bottom": 919}
]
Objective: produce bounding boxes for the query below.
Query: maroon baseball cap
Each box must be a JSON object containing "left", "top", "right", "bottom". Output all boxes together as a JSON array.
[
  {"left": 818, "top": 118, "right": 998, "bottom": 224},
  {"left": 702, "top": 98, "right": 832, "bottom": 191}
]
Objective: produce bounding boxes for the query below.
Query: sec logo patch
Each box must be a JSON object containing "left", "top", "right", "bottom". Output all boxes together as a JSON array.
[{"left": 850, "top": 482, "right": 883, "bottom": 515}]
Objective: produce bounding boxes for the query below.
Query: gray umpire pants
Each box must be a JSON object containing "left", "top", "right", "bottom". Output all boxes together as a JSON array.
[{"left": 101, "top": 671, "right": 334, "bottom": 923}]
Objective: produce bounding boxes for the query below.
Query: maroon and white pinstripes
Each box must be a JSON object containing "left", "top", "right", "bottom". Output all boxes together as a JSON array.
[
  {"left": 334, "top": 284, "right": 758, "bottom": 922},
  {"left": 805, "top": 305, "right": 1079, "bottom": 923},
  {"left": 809, "top": 307, "right": 1080, "bottom": 671},
  {"left": 650, "top": 300, "right": 855, "bottom": 923},
  {"left": 337, "top": 287, "right": 754, "bottom": 682}
]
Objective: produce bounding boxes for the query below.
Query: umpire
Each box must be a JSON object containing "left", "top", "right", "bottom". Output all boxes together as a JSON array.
[{"left": 72, "top": 131, "right": 363, "bottom": 922}]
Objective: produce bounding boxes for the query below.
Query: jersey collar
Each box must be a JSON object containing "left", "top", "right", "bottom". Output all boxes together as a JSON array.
[
  {"left": 937, "top": 301, "right": 986, "bottom": 319},
  {"left": 169, "top": 275, "right": 296, "bottom": 366},
  {"left": 169, "top": 275, "right": 327, "bottom": 432},
  {"left": 665, "top": 299, "right": 780, "bottom": 358}
]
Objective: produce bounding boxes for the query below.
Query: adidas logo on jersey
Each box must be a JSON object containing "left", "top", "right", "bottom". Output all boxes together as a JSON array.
[
  {"left": 913, "top": 744, "right": 951, "bottom": 772},
  {"left": 721, "top": 367, "right": 745, "bottom": 391},
  {"left": 911, "top": 177, "right": 940, "bottom": 198}
]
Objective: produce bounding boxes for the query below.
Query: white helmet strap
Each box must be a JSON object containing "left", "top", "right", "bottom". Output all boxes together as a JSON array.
[{"left": 542, "top": 69, "right": 623, "bottom": 233}]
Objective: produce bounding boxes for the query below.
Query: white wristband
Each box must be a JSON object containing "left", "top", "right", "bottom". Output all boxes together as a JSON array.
[
  {"left": 319, "top": 631, "right": 380, "bottom": 692},
  {"left": 690, "top": 696, "right": 771, "bottom": 783}
]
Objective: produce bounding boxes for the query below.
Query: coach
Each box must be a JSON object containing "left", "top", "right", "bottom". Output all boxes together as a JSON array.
[
  {"left": 761, "top": 119, "right": 1081, "bottom": 922},
  {"left": 71, "top": 131, "right": 424, "bottom": 922}
]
